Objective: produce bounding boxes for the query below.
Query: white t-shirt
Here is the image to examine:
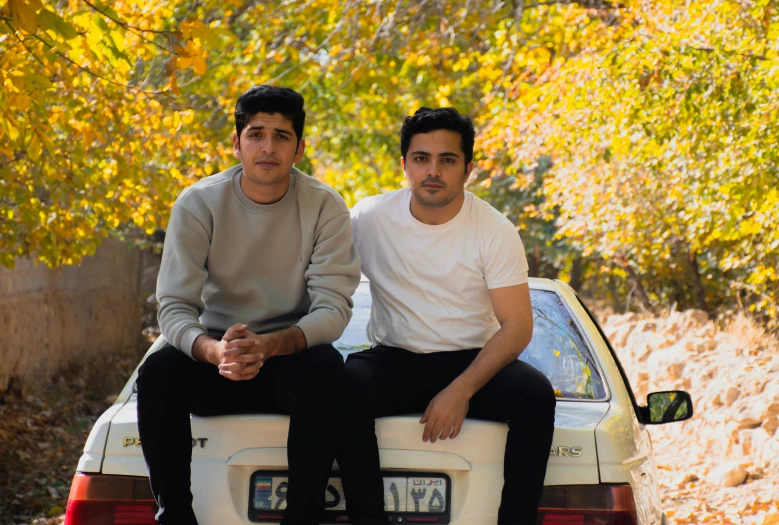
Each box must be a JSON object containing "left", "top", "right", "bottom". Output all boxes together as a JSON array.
[{"left": 351, "top": 188, "right": 529, "bottom": 353}]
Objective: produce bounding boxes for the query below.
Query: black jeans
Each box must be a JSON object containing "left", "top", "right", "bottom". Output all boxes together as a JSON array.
[
  {"left": 136, "top": 334, "right": 346, "bottom": 525},
  {"left": 336, "top": 345, "right": 556, "bottom": 525}
]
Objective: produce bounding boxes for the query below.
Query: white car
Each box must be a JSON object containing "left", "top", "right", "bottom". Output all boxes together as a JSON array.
[{"left": 65, "top": 278, "right": 692, "bottom": 525}]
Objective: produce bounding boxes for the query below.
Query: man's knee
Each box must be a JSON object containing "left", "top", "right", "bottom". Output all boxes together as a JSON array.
[
  {"left": 342, "top": 354, "right": 384, "bottom": 417},
  {"left": 502, "top": 362, "right": 556, "bottom": 417},
  {"left": 527, "top": 363, "right": 556, "bottom": 403},
  {"left": 344, "top": 354, "right": 378, "bottom": 393},
  {"left": 301, "top": 344, "right": 344, "bottom": 373},
  {"left": 510, "top": 361, "right": 555, "bottom": 395},
  {"left": 137, "top": 345, "right": 188, "bottom": 391},
  {"left": 295, "top": 345, "right": 346, "bottom": 393}
]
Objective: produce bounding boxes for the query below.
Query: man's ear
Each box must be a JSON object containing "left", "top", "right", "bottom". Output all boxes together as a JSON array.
[
  {"left": 400, "top": 156, "right": 409, "bottom": 183},
  {"left": 294, "top": 139, "right": 306, "bottom": 162},
  {"left": 465, "top": 160, "right": 474, "bottom": 184},
  {"left": 232, "top": 132, "right": 241, "bottom": 161}
]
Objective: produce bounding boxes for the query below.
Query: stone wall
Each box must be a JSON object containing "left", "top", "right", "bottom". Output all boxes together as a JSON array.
[{"left": 0, "top": 239, "right": 142, "bottom": 393}]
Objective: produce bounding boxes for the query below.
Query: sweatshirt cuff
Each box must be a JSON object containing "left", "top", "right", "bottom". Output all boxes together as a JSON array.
[
  {"left": 179, "top": 326, "right": 208, "bottom": 360},
  {"left": 293, "top": 315, "right": 330, "bottom": 349}
]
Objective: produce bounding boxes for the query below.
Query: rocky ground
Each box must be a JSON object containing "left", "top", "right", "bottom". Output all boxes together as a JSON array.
[
  {"left": 602, "top": 309, "right": 779, "bottom": 525},
  {"left": 1, "top": 309, "right": 777, "bottom": 524}
]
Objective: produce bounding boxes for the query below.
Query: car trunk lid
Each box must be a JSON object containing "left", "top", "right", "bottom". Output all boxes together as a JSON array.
[{"left": 101, "top": 397, "right": 606, "bottom": 524}]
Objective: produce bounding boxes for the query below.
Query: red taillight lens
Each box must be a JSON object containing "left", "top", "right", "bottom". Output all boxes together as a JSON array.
[
  {"left": 63, "top": 476, "right": 637, "bottom": 525},
  {"left": 538, "top": 485, "right": 638, "bottom": 525},
  {"left": 64, "top": 473, "right": 157, "bottom": 525}
]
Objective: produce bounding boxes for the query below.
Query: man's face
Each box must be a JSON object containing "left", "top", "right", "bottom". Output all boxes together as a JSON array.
[
  {"left": 402, "top": 129, "right": 473, "bottom": 209},
  {"left": 232, "top": 112, "right": 304, "bottom": 186}
]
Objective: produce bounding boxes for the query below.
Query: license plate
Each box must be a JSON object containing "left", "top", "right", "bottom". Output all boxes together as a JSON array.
[{"left": 249, "top": 471, "right": 451, "bottom": 523}]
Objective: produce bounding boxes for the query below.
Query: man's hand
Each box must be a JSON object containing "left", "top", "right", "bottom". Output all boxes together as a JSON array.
[
  {"left": 191, "top": 324, "right": 268, "bottom": 381},
  {"left": 216, "top": 323, "right": 308, "bottom": 380},
  {"left": 217, "top": 323, "right": 272, "bottom": 381},
  {"left": 222, "top": 322, "right": 251, "bottom": 343},
  {"left": 420, "top": 383, "right": 471, "bottom": 443}
]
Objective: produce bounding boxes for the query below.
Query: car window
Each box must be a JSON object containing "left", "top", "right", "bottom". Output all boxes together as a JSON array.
[
  {"left": 518, "top": 290, "right": 606, "bottom": 400},
  {"left": 335, "top": 284, "right": 607, "bottom": 400}
]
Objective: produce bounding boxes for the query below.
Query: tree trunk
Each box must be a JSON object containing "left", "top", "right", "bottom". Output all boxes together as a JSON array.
[
  {"left": 624, "top": 264, "right": 657, "bottom": 315},
  {"left": 541, "top": 263, "right": 560, "bottom": 280},
  {"left": 527, "top": 245, "right": 542, "bottom": 278},
  {"left": 608, "top": 266, "right": 623, "bottom": 313},
  {"left": 528, "top": 245, "right": 561, "bottom": 280},
  {"left": 688, "top": 249, "right": 710, "bottom": 313},
  {"left": 568, "top": 256, "right": 586, "bottom": 292}
]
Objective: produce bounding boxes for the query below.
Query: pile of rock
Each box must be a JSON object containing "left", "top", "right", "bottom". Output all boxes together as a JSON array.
[{"left": 602, "top": 309, "right": 779, "bottom": 524}]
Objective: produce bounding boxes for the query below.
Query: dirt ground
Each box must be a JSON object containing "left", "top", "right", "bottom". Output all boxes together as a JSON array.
[
  {"left": 1, "top": 310, "right": 777, "bottom": 525},
  {"left": 0, "top": 355, "right": 142, "bottom": 525}
]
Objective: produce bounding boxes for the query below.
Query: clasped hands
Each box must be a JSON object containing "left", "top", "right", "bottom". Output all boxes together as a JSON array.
[{"left": 215, "top": 322, "right": 276, "bottom": 381}]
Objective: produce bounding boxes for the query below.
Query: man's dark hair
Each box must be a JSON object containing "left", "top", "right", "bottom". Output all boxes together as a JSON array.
[
  {"left": 400, "top": 107, "right": 475, "bottom": 164},
  {"left": 234, "top": 85, "right": 306, "bottom": 142}
]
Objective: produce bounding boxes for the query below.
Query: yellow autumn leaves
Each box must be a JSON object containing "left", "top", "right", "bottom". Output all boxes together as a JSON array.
[{"left": 1, "top": 0, "right": 777, "bottom": 326}]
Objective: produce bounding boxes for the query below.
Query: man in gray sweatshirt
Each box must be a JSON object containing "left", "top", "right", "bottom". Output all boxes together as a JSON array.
[{"left": 136, "top": 85, "right": 361, "bottom": 525}]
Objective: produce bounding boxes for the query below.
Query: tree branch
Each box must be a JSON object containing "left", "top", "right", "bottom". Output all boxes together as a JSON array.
[
  {"left": 228, "top": 0, "right": 261, "bottom": 27},
  {"left": 524, "top": 0, "right": 624, "bottom": 9},
  {"left": 493, "top": 0, "right": 526, "bottom": 97},
  {"left": 6, "top": 22, "right": 54, "bottom": 74},
  {"left": 0, "top": 38, "right": 23, "bottom": 58},
  {"left": 82, "top": 0, "right": 172, "bottom": 53},
  {"left": 30, "top": 32, "right": 167, "bottom": 96},
  {"left": 82, "top": 0, "right": 174, "bottom": 35},
  {"left": 688, "top": 45, "right": 769, "bottom": 62}
]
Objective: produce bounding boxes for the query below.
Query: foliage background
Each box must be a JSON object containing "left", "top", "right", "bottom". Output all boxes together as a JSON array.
[{"left": 1, "top": 0, "right": 777, "bottom": 327}]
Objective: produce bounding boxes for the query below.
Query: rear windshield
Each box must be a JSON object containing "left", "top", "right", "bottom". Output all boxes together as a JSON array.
[{"left": 335, "top": 285, "right": 607, "bottom": 400}]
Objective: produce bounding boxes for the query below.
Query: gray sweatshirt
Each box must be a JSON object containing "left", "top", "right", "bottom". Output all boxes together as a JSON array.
[{"left": 156, "top": 164, "right": 361, "bottom": 358}]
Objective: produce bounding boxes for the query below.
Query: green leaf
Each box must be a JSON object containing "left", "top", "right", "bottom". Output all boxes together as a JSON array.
[
  {"left": 54, "top": 11, "right": 80, "bottom": 39},
  {"left": 109, "top": 29, "right": 125, "bottom": 52},
  {"left": 106, "top": 39, "right": 131, "bottom": 66},
  {"left": 92, "top": 1, "right": 121, "bottom": 22},
  {"left": 35, "top": 126, "right": 57, "bottom": 156},
  {"left": 28, "top": 133, "right": 42, "bottom": 161},
  {"left": 4, "top": 119, "right": 21, "bottom": 142},
  {"left": 36, "top": 8, "right": 57, "bottom": 33},
  {"left": 92, "top": 13, "right": 111, "bottom": 34},
  {"left": 24, "top": 73, "right": 53, "bottom": 91}
]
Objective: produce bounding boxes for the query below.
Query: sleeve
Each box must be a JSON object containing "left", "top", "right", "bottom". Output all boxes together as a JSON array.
[
  {"left": 294, "top": 211, "right": 362, "bottom": 348},
  {"left": 349, "top": 198, "right": 363, "bottom": 245},
  {"left": 156, "top": 205, "right": 210, "bottom": 358},
  {"left": 484, "top": 222, "right": 530, "bottom": 289}
]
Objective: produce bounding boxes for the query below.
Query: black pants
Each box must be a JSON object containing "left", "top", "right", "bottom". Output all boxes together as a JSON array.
[
  {"left": 136, "top": 335, "right": 346, "bottom": 525},
  {"left": 336, "top": 346, "right": 556, "bottom": 525}
]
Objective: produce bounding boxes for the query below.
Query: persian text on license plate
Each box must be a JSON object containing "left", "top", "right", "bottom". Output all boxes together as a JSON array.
[{"left": 249, "top": 471, "right": 450, "bottom": 523}]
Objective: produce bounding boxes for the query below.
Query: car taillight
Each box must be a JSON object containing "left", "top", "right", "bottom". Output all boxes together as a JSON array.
[
  {"left": 64, "top": 473, "right": 157, "bottom": 525},
  {"left": 537, "top": 484, "right": 638, "bottom": 525}
]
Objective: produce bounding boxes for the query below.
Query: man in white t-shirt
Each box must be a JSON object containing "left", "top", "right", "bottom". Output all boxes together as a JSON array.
[{"left": 338, "top": 107, "right": 556, "bottom": 525}]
